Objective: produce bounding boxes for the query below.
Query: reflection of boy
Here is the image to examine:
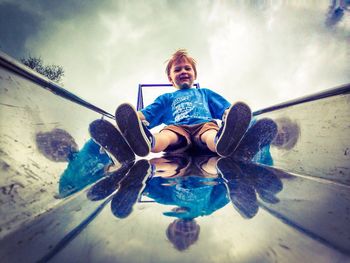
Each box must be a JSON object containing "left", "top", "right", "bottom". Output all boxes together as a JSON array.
[
  {"left": 35, "top": 129, "right": 112, "bottom": 198},
  {"left": 145, "top": 155, "right": 229, "bottom": 219},
  {"left": 59, "top": 139, "right": 111, "bottom": 197},
  {"left": 116, "top": 49, "right": 252, "bottom": 157},
  {"left": 166, "top": 219, "right": 200, "bottom": 251},
  {"left": 145, "top": 155, "right": 228, "bottom": 251}
]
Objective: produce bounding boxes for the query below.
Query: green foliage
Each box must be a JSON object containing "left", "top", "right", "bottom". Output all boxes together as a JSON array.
[{"left": 21, "top": 56, "right": 64, "bottom": 83}]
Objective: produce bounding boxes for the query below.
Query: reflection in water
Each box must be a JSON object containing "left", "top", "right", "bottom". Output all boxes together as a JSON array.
[
  {"left": 58, "top": 139, "right": 111, "bottom": 198},
  {"left": 166, "top": 219, "right": 200, "bottom": 251},
  {"left": 35, "top": 128, "right": 113, "bottom": 198},
  {"left": 87, "top": 162, "right": 134, "bottom": 201},
  {"left": 104, "top": 154, "right": 286, "bottom": 251},
  {"left": 89, "top": 119, "right": 135, "bottom": 164},
  {"left": 325, "top": 0, "right": 350, "bottom": 27},
  {"left": 272, "top": 117, "right": 301, "bottom": 150},
  {"left": 234, "top": 118, "right": 278, "bottom": 165},
  {"left": 145, "top": 155, "right": 227, "bottom": 220},
  {"left": 217, "top": 158, "right": 284, "bottom": 219},
  {"left": 36, "top": 128, "right": 79, "bottom": 162},
  {"left": 111, "top": 160, "right": 151, "bottom": 218}
]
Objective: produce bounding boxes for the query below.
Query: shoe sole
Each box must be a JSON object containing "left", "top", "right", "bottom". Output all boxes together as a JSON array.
[
  {"left": 87, "top": 163, "right": 133, "bottom": 201},
  {"left": 216, "top": 102, "right": 252, "bottom": 157},
  {"left": 115, "top": 103, "right": 151, "bottom": 157},
  {"left": 89, "top": 119, "right": 135, "bottom": 164},
  {"left": 217, "top": 158, "right": 258, "bottom": 218},
  {"left": 234, "top": 118, "right": 278, "bottom": 161},
  {"left": 111, "top": 160, "right": 151, "bottom": 218}
]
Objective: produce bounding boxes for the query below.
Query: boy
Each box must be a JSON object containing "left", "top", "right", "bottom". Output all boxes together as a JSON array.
[{"left": 115, "top": 49, "right": 252, "bottom": 157}]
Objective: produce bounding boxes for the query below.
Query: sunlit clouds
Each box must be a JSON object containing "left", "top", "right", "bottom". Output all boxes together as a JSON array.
[{"left": 0, "top": 0, "right": 349, "bottom": 112}]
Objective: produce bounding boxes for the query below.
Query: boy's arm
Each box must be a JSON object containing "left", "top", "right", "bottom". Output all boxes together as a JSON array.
[
  {"left": 138, "top": 94, "right": 167, "bottom": 129},
  {"left": 205, "top": 88, "right": 231, "bottom": 120}
]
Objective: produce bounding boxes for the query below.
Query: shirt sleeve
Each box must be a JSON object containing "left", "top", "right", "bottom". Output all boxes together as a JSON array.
[
  {"left": 205, "top": 89, "right": 231, "bottom": 119},
  {"left": 140, "top": 94, "right": 167, "bottom": 129}
]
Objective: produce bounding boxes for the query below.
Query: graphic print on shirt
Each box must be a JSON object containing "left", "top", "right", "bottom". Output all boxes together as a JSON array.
[{"left": 172, "top": 95, "right": 194, "bottom": 123}]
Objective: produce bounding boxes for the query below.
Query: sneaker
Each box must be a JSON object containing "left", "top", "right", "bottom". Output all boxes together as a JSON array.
[
  {"left": 215, "top": 102, "right": 252, "bottom": 157},
  {"left": 233, "top": 118, "right": 278, "bottom": 161},
  {"left": 111, "top": 159, "right": 151, "bottom": 218},
  {"left": 217, "top": 157, "right": 258, "bottom": 219},
  {"left": 115, "top": 103, "right": 154, "bottom": 157},
  {"left": 234, "top": 161, "right": 283, "bottom": 204},
  {"left": 89, "top": 119, "right": 135, "bottom": 164},
  {"left": 86, "top": 162, "right": 134, "bottom": 201}
]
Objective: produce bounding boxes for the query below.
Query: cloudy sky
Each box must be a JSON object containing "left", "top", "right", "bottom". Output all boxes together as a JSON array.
[{"left": 0, "top": 0, "right": 349, "bottom": 113}]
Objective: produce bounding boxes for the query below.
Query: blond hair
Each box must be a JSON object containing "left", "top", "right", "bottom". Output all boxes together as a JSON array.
[{"left": 166, "top": 49, "right": 197, "bottom": 79}]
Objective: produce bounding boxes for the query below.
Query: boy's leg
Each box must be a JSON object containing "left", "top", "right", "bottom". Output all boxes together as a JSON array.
[
  {"left": 192, "top": 121, "right": 220, "bottom": 153},
  {"left": 152, "top": 130, "right": 181, "bottom": 153},
  {"left": 154, "top": 125, "right": 191, "bottom": 153},
  {"left": 200, "top": 129, "right": 217, "bottom": 152},
  {"left": 115, "top": 103, "right": 190, "bottom": 155}
]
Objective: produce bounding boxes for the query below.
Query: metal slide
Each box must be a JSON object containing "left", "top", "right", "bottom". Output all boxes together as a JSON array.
[{"left": 0, "top": 51, "right": 349, "bottom": 263}]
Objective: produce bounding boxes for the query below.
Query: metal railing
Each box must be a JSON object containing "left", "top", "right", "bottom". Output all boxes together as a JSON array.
[
  {"left": 1, "top": 50, "right": 349, "bottom": 118},
  {"left": 0, "top": 50, "right": 114, "bottom": 119}
]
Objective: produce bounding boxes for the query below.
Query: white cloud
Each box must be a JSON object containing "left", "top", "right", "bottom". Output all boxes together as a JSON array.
[{"left": 16, "top": 0, "right": 350, "bottom": 112}]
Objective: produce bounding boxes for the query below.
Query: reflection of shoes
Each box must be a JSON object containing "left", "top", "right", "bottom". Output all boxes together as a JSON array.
[
  {"left": 271, "top": 117, "right": 300, "bottom": 150},
  {"left": 234, "top": 118, "right": 277, "bottom": 161},
  {"left": 216, "top": 102, "right": 252, "bottom": 157},
  {"left": 87, "top": 162, "right": 133, "bottom": 201},
  {"left": 257, "top": 190, "right": 280, "bottom": 204},
  {"left": 89, "top": 119, "right": 135, "bottom": 164},
  {"left": 111, "top": 159, "right": 151, "bottom": 218},
  {"left": 235, "top": 162, "right": 283, "bottom": 204},
  {"left": 115, "top": 103, "right": 154, "bottom": 157},
  {"left": 326, "top": 7, "right": 344, "bottom": 27},
  {"left": 217, "top": 158, "right": 258, "bottom": 219}
]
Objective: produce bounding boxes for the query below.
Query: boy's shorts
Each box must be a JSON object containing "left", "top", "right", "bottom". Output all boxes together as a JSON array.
[{"left": 160, "top": 121, "right": 220, "bottom": 153}]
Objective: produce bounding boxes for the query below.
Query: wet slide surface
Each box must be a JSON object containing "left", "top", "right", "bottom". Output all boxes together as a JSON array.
[{"left": 1, "top": 51, "right": 350, "bottom": 262}]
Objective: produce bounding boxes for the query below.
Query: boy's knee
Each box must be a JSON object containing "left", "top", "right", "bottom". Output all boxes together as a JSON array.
[
  {"left": 200, "top": 129, "right": 217, "bottom": 143},
  {"left": 159, "top": 130, "right": 180, "bottom": 145}
]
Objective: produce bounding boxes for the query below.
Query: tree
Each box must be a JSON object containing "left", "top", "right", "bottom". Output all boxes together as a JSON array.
[{"left": 21, "top": 56, "right": 65, "bottom": 83}]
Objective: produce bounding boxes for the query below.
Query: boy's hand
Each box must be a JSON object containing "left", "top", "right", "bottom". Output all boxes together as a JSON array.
[
  {"left": 137, "top": 111, "right": 146, "bottom": 120},
  {"left": 137, "top": 111, "right": 150, "bottom": 126},
  {"left": 142, "top": 120, "right": 150, "bottom": 127}
]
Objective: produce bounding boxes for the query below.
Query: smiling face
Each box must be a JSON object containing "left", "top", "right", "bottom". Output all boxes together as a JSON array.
[{"left": 168, "top": 57, "right": 196, "bottom": 89}]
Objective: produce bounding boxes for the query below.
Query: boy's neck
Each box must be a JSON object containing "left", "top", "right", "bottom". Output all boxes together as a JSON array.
[{"left": 176, "top": 83, "right": 192, "bottom": 90}]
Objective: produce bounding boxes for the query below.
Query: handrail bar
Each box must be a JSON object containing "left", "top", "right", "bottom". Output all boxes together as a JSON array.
[
  {"left": 2, "top": 50, "right": 349, "bottom": 119},
  {"left": 0, "top": 50, "right": 114, "bottom": 119},
  {"left": 253, "top": 83, "right": 350, "bottom": 116}
]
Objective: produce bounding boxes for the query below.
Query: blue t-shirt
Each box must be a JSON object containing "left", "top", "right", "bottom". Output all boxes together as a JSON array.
[
  {"left": 140, "top": 88, "right": 231, "bottom": 129},
  {"left": 143, "top": 176, "right": 229, "bottom": 219}
]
